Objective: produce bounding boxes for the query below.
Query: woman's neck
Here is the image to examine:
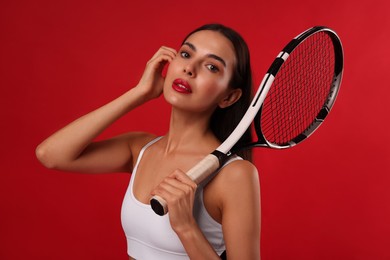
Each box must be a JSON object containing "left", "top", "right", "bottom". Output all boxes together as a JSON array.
[{"left": 162, "top": 108, "right": 220, "bottom": 155}]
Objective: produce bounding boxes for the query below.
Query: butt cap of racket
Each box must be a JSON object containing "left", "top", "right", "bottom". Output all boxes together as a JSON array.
[{"left": 150, "top": 195, "right": 167, "bottom": 216}]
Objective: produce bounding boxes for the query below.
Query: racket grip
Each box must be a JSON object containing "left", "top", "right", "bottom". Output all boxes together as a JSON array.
[{"left": 150, "top": 153, "right": 221, "bottom": 216}]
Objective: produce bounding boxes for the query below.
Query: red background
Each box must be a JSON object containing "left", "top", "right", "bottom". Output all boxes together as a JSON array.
[{"left": 1, "top": 0, "right": 389, "bottom": 259}]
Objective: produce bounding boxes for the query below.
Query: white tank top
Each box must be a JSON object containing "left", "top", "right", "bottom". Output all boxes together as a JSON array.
[{"left": 121, "top": 137, "right": 241, "bottom": 259}]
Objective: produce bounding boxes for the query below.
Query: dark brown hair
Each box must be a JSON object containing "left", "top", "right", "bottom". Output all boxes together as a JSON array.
[{"left": 182, "top": 24, "right": 253, "bottom": 161}]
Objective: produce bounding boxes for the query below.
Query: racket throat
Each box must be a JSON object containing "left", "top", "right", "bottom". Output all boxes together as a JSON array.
[{"left": 211, "top": 150, "right": 229, "bottom": 166}]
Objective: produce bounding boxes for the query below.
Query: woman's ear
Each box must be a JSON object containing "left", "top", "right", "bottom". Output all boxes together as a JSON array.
[{"left": 218, "top": 88, "right": 242, "bottom": 108}]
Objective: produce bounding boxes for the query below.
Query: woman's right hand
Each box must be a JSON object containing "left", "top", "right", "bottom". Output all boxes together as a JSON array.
[{"left": 136, "top": 46, "right": 177, "bottom": 101}]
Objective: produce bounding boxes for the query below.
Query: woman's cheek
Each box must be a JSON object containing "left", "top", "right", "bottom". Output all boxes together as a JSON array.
[{"left": 201, "top": 78, "right": 228, "bottom": 98}]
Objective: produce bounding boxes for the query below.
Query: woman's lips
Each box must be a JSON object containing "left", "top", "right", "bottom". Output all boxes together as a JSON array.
[{"left": 172, "top": 79, "right": 192, "bottom": 94}]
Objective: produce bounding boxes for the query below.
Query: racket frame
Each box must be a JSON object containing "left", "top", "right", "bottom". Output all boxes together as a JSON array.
[{"left": 235, "top": 26, "right": 343, "bottom": 150}]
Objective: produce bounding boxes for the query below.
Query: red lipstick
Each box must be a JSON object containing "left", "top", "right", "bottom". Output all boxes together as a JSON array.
[{"left": 172, "top": 79, "right": 192, "bottom": 94}]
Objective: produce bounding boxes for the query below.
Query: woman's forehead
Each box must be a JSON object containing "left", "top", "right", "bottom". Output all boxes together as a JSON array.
[{"left": 183, "top": 30, "right": 236, "bottom": 64}]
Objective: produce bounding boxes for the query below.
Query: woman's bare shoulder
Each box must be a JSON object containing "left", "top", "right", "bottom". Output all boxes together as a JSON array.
[
  {"left": 123, "top": 131, "right": 159, "bottom": 154},
  {"left": 218, "top": 159, "right": 259, "bottom": 185},
  {"left": 205, "top": 158, "right": 260, "bottom": 211}
]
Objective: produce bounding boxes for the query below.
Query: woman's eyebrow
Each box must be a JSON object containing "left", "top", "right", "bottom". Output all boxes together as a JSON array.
[{"left": 183, "top": 42, "right": 227, "bottom": 68}]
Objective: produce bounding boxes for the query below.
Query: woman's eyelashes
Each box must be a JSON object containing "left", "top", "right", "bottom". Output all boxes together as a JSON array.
[
  {"left": 180, "top": 51, "right": 190, "bottom": 59},
  {"left": 206, "top": 64, "right": 219, "bottom": 72},
  {"left": 179, "top": 51, "right": 220, "bottom": 73}
]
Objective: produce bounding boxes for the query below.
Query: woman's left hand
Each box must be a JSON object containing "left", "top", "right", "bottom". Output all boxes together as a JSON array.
[{"left": 151, "top": 169, "right": 198, "bottom": 234}]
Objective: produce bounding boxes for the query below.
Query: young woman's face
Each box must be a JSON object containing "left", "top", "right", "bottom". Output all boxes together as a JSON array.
[{"left": 163, "top": 30, "right": 237, "bottom": 114}]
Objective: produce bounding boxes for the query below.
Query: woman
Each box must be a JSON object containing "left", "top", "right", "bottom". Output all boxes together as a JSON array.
[{"left": 36, "top": 23, "right": 260, "bottom": 259}]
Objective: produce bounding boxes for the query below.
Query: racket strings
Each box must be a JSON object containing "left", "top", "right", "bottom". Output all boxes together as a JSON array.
[{"left": 261, "top": 32, "right": 335, "bottom": 145}]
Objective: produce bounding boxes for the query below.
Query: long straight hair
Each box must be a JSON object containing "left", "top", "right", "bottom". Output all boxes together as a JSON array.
[{"left": 182, "top": 24, "right": 253, "bottom": 161}]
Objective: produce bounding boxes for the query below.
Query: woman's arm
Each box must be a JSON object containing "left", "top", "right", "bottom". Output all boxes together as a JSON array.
[
  {"left": 36, "top": 46, "right": 177, "bottom": 173},
  {"left": 35, "top": 88, "right": 149, "bottom": 173},
  {"left": 219, "top": 161, "right": 261, "bottom": 259}
]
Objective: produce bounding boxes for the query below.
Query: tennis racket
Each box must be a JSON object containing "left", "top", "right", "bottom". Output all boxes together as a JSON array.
[{"left": 150, "top": 26, "right": 344, "bottom": 216}]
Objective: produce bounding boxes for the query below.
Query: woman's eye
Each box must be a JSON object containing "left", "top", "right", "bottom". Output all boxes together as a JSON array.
[
  {"left": 206, "top": 64, "right": 219, "bottom": 72},
  {"left": 180, "top": 51, "right": 190, "bottom": 58}
]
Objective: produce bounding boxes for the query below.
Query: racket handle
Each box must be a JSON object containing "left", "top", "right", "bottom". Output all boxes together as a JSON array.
[{"left": 150, "top": 153, "right": 221, "bottom": 216}]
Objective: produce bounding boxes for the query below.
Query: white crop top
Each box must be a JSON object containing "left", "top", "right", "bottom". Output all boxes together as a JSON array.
[{"left": 121, "top": 137, "right": 242, "bottom": 259}]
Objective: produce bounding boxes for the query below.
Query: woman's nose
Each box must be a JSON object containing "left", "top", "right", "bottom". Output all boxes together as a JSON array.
[{"left": 183, "top": 63, "right": 195, "bottom": 77}]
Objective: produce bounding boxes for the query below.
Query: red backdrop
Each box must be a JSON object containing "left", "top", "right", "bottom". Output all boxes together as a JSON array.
[{"left": 1, "top": 0, "right": 389, "bottom": 259}]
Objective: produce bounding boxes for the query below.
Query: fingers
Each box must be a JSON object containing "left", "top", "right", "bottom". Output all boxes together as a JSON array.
[
  {"left": 169, "top": 169, "right": 198, "bottom": 190},
  {"left": 150, "top": 46, "right": 177, "bottom": 61},
  {"left": 148, "top": 46, "right": 177, "bottom": 69},
  {"left": 151, "top": 169, "right": 197, "bottom": 206}
]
